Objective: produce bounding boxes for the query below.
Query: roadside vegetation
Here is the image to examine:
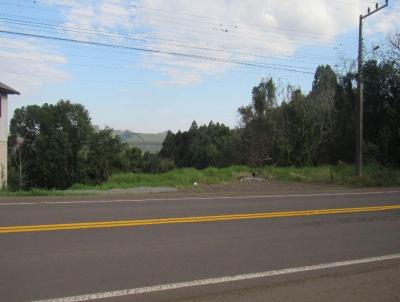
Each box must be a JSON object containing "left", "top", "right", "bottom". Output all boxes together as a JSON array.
[
  {"left": 1, "top": 164, "right": 399, "bottom": 196},
  {"left": 3, "top": 31, "right": 400, "bottom": 195},
  {"left": 72, "top": 164, "right": 400, "bottom": 190}
]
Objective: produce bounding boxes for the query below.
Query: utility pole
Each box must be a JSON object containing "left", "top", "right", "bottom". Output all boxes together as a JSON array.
[{"left": 356, "top": 0, "right": 388, "bottom": 177}]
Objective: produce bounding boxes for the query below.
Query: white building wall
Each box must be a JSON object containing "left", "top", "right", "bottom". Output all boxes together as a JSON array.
[
  {"left": 0, "top": 94, "right": 8, "bottom": 188},
  {"left": 0, "top": 141, "right": 7, "bottom": 188}
]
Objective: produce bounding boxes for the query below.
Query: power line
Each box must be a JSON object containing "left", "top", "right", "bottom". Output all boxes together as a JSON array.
[
  {"left": 0, "top": 23, "right": 317, "bottom": 72},
  {"left": 0, "top": 12, "right": 339, "bottom": 61},
  {"left": 0, "top": 15, "right": 335, "bottom": 66},
  {"left": 0, "top": 29, "right": 315, "bottom": 75},
  {"left": 72, "top": 0, "right": 372, "bottom": 39},
  {"left": 0, "top": 11, "right": 340, "bottom": 68},
  {"left": 0, "top": 0, "right": 356, "bottom": 45},
  {"left": 0, "top": 10, "right": 354, "bottom": 60}
]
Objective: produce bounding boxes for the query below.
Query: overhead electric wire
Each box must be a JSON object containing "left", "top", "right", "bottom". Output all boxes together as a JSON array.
[
  {"left": 0, "top": 23, "right": 318, "bottom": 72},
  {"left": 0, "top": 0, "right": 359, "bottom": 76},
  {"left": 111, "top": 0, "right": 399, "bottom": 33},
  {"left": 0, "top": 0, "right": 356, "bottom": 46},
  {"left": 1, "top": 0, "right": 377, "bottom": 80},
  {"left": 1, "top": 0, "right": 390, "bottom": 92},
  {"left": 0, "top": 29, "right": 315, "bottom": 75},
  {"left": 0, "top": 11, "right": 340, "bottom": 62},
  {"left": 0, "top": 15, "right": 336, "bottom": 66},
  {"left": 0, "top": 10, "right": 354, "bottom": 55},
  {"left": 0, "top": 46, "right": 318, "bottom": 82},
  {"left": 0, "top": 51, "right": 297, "bottom": 77},
  {"left": 67, "top": 0, "right": 370, "bottom": 40},
  {"left": 0, "top": 10, "right": 341, "bottom": 63},
  {"left": 3, "top": 66, "right": 303, "bottom": 86}
]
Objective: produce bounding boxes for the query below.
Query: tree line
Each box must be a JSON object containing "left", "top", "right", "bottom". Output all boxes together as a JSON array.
[
  {"left": 7, "top": 33, "right": 400, "bottom": 190},
  {"left": 160, "top": 60, "right": 399, "bottom": 169},
  {"left": 7, "top": 101, "right": 174, "bottom": 190}
]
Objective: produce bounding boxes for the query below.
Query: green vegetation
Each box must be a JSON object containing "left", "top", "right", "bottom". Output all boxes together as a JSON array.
[
  {"left": 161, "top": 62, "right": 400, "bottom": 168},
  {"left": 160, "top": 121, "right": 235, "bottom": 169},
  {"left": 8, "top": 101, "right": 127, "bottom": 190},
  {"left": 5, "top": 32, "right": 400, "bottom": 192},
  {"left": 2, "top": 164, "right": 399, "bottom": 196},
  {"left": 7, "top": 101, "right": 175, "bottom": 191},
  {"left": 64, "top": 164, "right": 400, "bottom": 190},
  {"left": 261, "top": 164, "right": 400, "bottom": 187},
  {"left": 71, "top": 166, "right": 248, "bottom": 190}
]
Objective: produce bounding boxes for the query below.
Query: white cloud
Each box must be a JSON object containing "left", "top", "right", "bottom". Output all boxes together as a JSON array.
[
  {"left": 365, "top": 1, "right": 400, "bottom": 36},
  {"left": 0, "top": 36, "right": 69, "bottom": 94},
  {"left": 132, "top": 0, "right": 366, "bottom": 84},
  {"left": 46, "top": 0, "right": 134, "bottom": 41},
  {"left": 7, "top": 0, "right": 398, "bottom": 88}
]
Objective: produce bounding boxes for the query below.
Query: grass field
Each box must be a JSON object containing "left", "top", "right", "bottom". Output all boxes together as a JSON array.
[
  {"left": 72, "top": 163, "right": 400, "bottom": 190},
  {"left": 1, "top": 164, "right": 399, "bottom": 196}
]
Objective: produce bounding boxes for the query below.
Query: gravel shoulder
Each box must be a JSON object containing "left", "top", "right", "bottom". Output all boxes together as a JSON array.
[{"left": 0, "top": 180, "right": 399, "bottom": 203}]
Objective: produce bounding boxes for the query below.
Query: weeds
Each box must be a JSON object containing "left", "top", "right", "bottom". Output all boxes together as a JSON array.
[{"left": 1, "top": 164, "right": 399, "bottom": 197}]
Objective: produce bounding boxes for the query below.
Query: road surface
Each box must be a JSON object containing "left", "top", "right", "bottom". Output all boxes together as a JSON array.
[{"left": 0, "top": 187, "right": 399, "bottom": 301}]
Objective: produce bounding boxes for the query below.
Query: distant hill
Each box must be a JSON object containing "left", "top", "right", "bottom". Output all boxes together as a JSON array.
[{"left": 113, "top": 129, "right": 168, "bottom": 153}]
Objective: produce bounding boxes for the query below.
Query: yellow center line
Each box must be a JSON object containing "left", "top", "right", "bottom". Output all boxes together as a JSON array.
[{"left": 0, "top": 205, "right": 399, "bottom": 234}]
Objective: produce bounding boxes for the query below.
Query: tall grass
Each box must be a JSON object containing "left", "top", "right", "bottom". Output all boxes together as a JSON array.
[
  {"left": 70, "top": 166, "right": 253, "bottom": 190},
  {"left": 258, "top": 163, "right": 400, "bottom": 187},
  {"left": 1, "top": 164, "right": 399, "bottom": 196},
  {"left": 72, "top": 163, "right": 400, "bottom": 191}
]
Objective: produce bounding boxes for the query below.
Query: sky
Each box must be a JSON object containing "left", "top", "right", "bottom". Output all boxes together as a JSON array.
[{"left": 0, "top": 0, "right": 399, "bottom": 133}]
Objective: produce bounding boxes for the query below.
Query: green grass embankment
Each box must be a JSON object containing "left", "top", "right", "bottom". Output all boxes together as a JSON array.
[
  {"left": 71, "top": 163, "right": 400, "bottom": 191},
  {"left": 70, "top": 166, "right": 251, "bottom": 190},
  {"left": 1, "top": 164, "right": 399, "bottom": 197},
  {"left": 263, "top": 164, "right": 400, "bottom": 187}
]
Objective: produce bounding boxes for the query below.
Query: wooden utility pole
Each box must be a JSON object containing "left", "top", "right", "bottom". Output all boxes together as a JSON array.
[{"left": 356, "top": 0, "right": 388, "bottom": 177}]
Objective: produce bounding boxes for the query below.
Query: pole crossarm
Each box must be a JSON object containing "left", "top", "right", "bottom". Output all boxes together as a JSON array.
[{"left": 361, "top": 0, "right": 389, "bottom": 19}]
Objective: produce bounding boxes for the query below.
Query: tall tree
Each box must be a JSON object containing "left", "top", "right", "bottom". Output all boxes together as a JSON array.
[
  {"left": 308, "top": 65, "right": 338, "bottom": 163},
  {"left": 8, "top": 101, "right": 127, "bottom": 189},
  {"left": 237, "top": 78, "right": 278, "bottom": 165},
  {"left": 9, "top": 101, "right": 93, "bottom": 189},
  {"left": 363, "top": 60, "right": 400, "bottom": 165},
  {"left": 160, "top": 121, "right": 234, "bottom": 169}
]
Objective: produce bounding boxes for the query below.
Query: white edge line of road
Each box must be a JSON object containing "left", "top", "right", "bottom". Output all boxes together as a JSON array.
[
  {"left": 31, "top": 253, "right": 400, "bottom": 302},
  {"left": 1, "top": 190, "right": 400, "bottom": 206}
]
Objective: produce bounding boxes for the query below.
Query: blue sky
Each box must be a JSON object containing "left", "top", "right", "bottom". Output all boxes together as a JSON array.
[{"left": 1, "top": 0, "right": 399, "bottom": 133}]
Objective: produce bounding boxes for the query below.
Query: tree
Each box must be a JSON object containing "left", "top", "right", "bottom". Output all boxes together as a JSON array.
[
  {"left": 122, "top": 146, "right": 142, "bottom": 172},
  {"left": 8, "top": 101, "right": 127, "bottom": 189},
  {"left": 237, "top": 78, "right": 278, "bottom": 165},
  {"left": 9, "top": 136, "right": 25, "bottom": 190},
  {"left": 386, "top": 31, "right": 400, "bottom": 69},
  {"left": 159, "top": 131, "right": 176, "bottom": 160},
  {"left": 331, "top": 72, "right": 356, "bottom": 163},
  {"left": 8, "top": 101, "right": 94, "bottom": 189},
  {"left": 363, "top": 60, "right": 400, "bottom": 166},
  {"left": 160, "top": 121, "right": 235, "bottom": 169},
  {"left": 308, "top": 65, "right": 338, "bottom": 163},
  {"left": 82, "top": 128, "right": 126, "bottom": 184}
]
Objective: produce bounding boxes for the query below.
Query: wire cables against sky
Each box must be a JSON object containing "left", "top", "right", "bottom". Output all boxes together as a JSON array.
[
  {"left": 0, "top": 29, "right": 315, "bottom": 75},
  {"left": 1, "top": 0, "right": 396, "bottom": 82}
]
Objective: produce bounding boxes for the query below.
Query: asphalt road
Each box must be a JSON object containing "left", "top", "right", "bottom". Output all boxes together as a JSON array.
[{"left": 0, "top": 188, "right": 400, "bottom": 301}]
